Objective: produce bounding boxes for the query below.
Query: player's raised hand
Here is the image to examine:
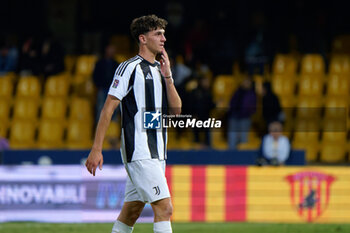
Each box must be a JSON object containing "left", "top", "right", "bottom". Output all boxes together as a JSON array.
[
  {"left": 85, "top": 149, "right": 103, "bottom": 176},
  {"left": 160, "top": 48, "right": 172, "bottom": 78}
]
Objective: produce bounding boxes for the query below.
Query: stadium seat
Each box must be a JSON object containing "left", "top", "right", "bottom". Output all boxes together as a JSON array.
[
  {"left": 16, "top": 76, "right": 41, "bottom": 99},
  {"left": 0, "top": 76, "right": 14, "bottom": 101},
  {"left": 320, "top": 143, "right": 346, "bottom": 163},
  {"left": 0, "top": 121, "right": 8, "bottom": 138},
  {"left": 9, "top": 120, "right": 36, "bottom": 149},
  {"left": 0, "top": 99, "right": 10, "bottom": 123},
  {"left": 271, "top": 74, "right": 296, "bottom": 97},
  {"left": 103, "top": 121, "right": 121, "bottom": 149},
  {"left": 326, "top": 73, "right": 349, "bottom": 97},
  {"left": 211, "top": 130, "right": 228, "bottom": 150},
  {"left": 292, "top": 141, "right": 319, "bottom": 162},
  {"left": 300, "top": 54, "right": 325, "bottom": 74},
  {"left": 298, "top": 74, "right": 324, "bottom": 97},
  {"left": 323, "top": 96, "right": 348, "bottom": 120},
  {"left": 37, "top": 120, "right": 65, "bottom": 149},
  {"left": 295, "top": 96, "right": 323, "bottom": 120},
  {"left": 13, "top": 98, "right": 40, "bottom": 120},
  {"left": 41, "top": 97, "right": 67, "bottom": 120},
  {"left": 292, "top": 119, "right": 320, "bottom": 162},
  {"left": 64, "top": 55, "right": 77, "bottom": 74},
  {"left": 329, "top": 54, "right": 350, "bottom": 74},
  {"left": 44, "top": 75, "right": 70, "bottom": 97},
  {"left": 212, "top": 75, "right": 237, "bottom": 107},
  {"left": 68, "top": 97, "right": 93, "bottom": 123},
  {"left": 69, "top": 97, "right": 93, "bottom": 122},
  {"left": 272, "top": 54, "right": 297, "bottom": 74},
  {"left": 66, "top": 120, "right": 92, "bottom": 149},
  {"left": 74, "top": 55, "right": 97, "bottom": 77}
]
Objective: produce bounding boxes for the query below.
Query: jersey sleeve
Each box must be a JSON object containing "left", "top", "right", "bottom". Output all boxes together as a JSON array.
[{"left": 108, "top": 62, "right": 133, "bottom": 101}]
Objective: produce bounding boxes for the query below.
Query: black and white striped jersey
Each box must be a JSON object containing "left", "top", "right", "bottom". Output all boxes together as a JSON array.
[{"left": 108, "top": 55, "right": 168, "bottom": 163}]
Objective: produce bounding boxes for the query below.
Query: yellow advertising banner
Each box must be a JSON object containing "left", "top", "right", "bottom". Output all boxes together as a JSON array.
[{"left": 247, "top": 166, "right": 350, "bottom": 223}]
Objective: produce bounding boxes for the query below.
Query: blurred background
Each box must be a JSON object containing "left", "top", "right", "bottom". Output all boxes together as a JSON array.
[{"left": 0, "top": 0, "right": 350, "bottom": 226}]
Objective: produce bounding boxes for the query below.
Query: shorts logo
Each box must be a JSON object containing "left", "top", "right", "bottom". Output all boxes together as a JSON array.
[
  {"left": 285, "top": 171, "right": 336, "bottom": 222},
  {"left": 112, "top": 79, "right": 119, "bottom": 88},
  {"left": 143, "top": 110, "right": 161, "bottom": 129},
  {"left": 153, "top": 186, "right": 160, "bottom": 195}
]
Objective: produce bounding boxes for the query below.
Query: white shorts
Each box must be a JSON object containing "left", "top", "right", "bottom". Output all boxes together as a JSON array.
[{"left": 124, "top": 159, "right": 170, "bottom": 203}]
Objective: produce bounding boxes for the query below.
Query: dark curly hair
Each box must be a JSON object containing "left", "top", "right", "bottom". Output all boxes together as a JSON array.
[{"left": 130, "top": 15, "right": 168, "bottom": 43}]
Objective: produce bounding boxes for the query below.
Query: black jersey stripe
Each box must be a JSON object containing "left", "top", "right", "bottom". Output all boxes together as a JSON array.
[
  {"left": 161, "top": 74, "right": 168, "bottom": 158},
  {"left": 121, "top": 68, "right": 138, "bottom": 162},
  {"left": 116, "top": 56, "right": 138, "bottom": 76},
  {"left": 117, "top": 56, "right": 140, "bottom": 76},
  {"left": 140, "top": 60, "right": 159, "bottom": 159}
]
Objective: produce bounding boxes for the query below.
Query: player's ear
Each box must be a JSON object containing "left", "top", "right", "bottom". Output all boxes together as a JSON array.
[{"left": 139, "top": 34, "right": 146, "bottom": 44}]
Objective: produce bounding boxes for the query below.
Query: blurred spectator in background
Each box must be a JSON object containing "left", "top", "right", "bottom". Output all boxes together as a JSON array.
[
  {"left": 261, "top": 82, "right": 283, "bottom": 133},
  {"left": 93, "top": 44, "right": 119, "bottom": 123},
  {"left": 244, "top": 11, "right": 270, "bottom": 75},
  {"left": 189, "top": 75, "right": 215, "bottom": 148},
  {"left": 0, "top": 35, "right": 19, "bottom": 74},
  {"left": 227, "top": 76, "right": 256, "bottom": 149},
  {"left": 18, "top": 35, "right": 41, "bottom": 76},
  {"left": 257, "top": 121, "right": 290, "bottom": 166},
  {"left": 184, "top": 18, "right": 210, "bottom": 65},
  {"left": 40, "top": 32, "right": 65, "bottom": 79}
]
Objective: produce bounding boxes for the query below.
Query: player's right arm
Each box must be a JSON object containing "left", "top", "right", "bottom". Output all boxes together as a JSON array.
[{"left": 85, "top": 95, "right": 120, "bottom": 176}]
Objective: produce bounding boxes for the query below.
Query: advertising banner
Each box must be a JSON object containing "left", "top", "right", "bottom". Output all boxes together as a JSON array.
[{"left": 0, "top": 165, "right": 153, "bottom": 222}]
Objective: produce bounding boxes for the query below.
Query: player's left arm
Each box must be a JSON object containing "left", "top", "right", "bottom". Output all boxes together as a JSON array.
[{"left": 160, "top": 48, "right": 182, "bottom": 115}]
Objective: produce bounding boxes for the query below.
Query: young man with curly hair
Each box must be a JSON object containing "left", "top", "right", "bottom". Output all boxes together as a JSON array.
[{"left": 85, "top": 15, "right": 182, "bottom": 233}]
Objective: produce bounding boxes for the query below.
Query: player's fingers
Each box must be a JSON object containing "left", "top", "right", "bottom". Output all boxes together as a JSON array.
[
  {"left": 99, "top": 158, "right": 103, "bottom": 170},
  {"left": 92, "top": 166, "right": 97, "bottom": 176}
]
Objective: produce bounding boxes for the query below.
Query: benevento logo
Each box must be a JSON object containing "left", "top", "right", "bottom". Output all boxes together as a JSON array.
[
  {"left": 285, "top": 171, "right": 336, "bottom": 222},
  {"left": 143, "top": 110, "right": 222, "bottom": 130}
]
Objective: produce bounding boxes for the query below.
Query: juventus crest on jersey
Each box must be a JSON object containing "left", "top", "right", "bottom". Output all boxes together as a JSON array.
[{"left": 108, "top": 55, "right": 168, "bottom": 163}]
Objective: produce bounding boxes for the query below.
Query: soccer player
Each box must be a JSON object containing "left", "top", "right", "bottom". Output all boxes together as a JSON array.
[{"left": 85, "top": 15, "right": 182, "bottom": 233}]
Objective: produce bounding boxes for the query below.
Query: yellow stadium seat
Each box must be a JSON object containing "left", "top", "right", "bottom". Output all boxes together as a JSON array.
[
  {"left": 0, "top": 99, "right": 10, "bottom": 123},
  {"left": 74, "top": 55, "right": 97, "bottom": 77},
  {"left": 212, "top": 75, "right": 237, "bottom": 107},
  {"left": 9, "top": 120, "right": 36, "bottom": 149},
  {"left": 272, "top": 54, "right": 297, "bottom": 74},
  {"left": 326, "top": 73, "right": 349, "bottom": 97},
  {"left": 295, "top": 97, "right": 322, "bottom": 120},
  {"left": 69, "top": 97, "right": 93, "bottom": 123},
  {"left": 271, "top": 74, "right": 296, "bottom": 97},
  {"left": 298, "top": 74, "right": 324, "bottom": 97},
  {"left": 41, "top": 97, "right": 67, "bottom": 120},
  {"left": 0, "top": 76, "right": 14, "bottom": 101},
  {"left": 323, "top": 97, "right": 348, "bottom": 120},
  {"left": 37, "top": 120, "right": 64, "bottom": 149},
  {"left": 320, "top": 143, "right": 346, "bottom": 163},
  {"left": 64, "top": 55, "right": 77, "bottom": 74},
  {"left": 16, "top": 76, "right": 41, "bottom": 99},
  {"left": 13, "top": 98, "right": 40, "bottom": 120},
  {"left": 0, "top": 121, "right": 8, "bottom": 138},
  {"left": 292, "top": 141, "right": 319, "bottom": 162},
  {"left": 236, "top": 140, "right": 261, "bottom": 150},
  {"left": 66, "top": 120, "right": 92, "bottom": 149},
  {"left": 329, "top": 54, "right": 350, "bottom": 74},
  {"left": 300, "top": 54, "right": 325, "bottom": 74},
  {"left": 211, "top": 130, "right": 228, "bottom": 150},
  {"left": 103, "top": 121, "right": 121, "bottom": 149},
  {"left": 44, "top": 75, "right": 70, "bottom": 97}
]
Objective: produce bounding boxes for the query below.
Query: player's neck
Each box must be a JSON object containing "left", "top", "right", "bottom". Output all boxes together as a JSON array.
[{"left": 138, "top": 47, "right": 156, "bottom": 64}]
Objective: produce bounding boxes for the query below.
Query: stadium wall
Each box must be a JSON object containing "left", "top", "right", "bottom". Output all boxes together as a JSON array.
[{"left": 0, "top": 165, "right": 348, "bottom": 223}]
